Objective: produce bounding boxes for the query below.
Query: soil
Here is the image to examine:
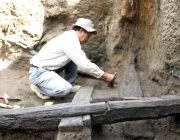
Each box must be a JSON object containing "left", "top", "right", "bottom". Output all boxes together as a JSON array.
[{"left": 0, "top": 64, "right": 75, "bottom": 108}]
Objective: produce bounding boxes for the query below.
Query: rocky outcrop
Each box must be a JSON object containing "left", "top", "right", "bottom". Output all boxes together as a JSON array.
[
  {"left": 0, "top": 0, "right": 44, "bottom": 50},
  {"left": 150, "top": 0, "right": 180, "bottom": 94}
]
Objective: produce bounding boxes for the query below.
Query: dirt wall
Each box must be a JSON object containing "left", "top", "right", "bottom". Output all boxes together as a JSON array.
[
  {"left": 150, "top": 0, "right": 180, "bottom": 94},
  {"left": 105, "top": 0, "right": 180, "bottom": 96}
]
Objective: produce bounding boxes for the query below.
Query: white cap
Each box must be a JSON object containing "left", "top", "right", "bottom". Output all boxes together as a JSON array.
[{"left": 70, "top": 18, "right": 97, "bottom": 34}]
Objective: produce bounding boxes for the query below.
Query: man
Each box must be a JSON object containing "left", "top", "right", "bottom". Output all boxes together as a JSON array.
[{"left": 28, "top": 18, "right": 115, "bottom": 99}]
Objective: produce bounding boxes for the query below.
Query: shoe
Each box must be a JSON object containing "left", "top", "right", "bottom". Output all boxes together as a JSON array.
[
  {"left": 30, "top": 84, "right": 50, "bottom": 99},
  {"left": 70, "top": 85, "right": 81, "bottom": 93}
]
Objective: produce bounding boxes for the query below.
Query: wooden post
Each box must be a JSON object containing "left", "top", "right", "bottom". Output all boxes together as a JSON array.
[
  {"left": 116, "top": 53, "right": 154, "bottom": 139},
  {"left": 57, "top": 86, "right": 94, "bottom": 140}
]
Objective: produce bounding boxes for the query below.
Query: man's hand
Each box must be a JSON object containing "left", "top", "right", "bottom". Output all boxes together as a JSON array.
[{"left": 102, "top": 72, "right": 116, "bottom": 82}]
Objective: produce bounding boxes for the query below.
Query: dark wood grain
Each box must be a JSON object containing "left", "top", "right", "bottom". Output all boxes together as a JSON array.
[
  {"left": 0, "top": 102, "right": 106, "bottom": 131},
  {"left": 92, "top": 98, "right": 180, "bottom": 124},
  {"left": 59, "top": 86, "right": 94, "bottom": 131}
]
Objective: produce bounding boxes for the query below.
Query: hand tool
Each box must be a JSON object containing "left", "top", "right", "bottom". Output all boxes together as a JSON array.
[{"left": 107, "top": 72, "right": 117, "bottom": 87}]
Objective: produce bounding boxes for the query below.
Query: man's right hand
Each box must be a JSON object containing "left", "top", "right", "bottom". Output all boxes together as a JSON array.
[{"left": 102, "top": 72, "right": 116, "bottom": 83}]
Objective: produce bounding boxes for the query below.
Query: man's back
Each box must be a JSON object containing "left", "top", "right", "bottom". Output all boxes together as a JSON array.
[{"left": 30, "top": 30, "right": 80, "bottom": 70}]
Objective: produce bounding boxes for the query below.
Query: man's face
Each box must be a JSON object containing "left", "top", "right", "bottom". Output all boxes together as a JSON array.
[{"left": 79, "top": 29, "right": 92, "bottom": 44}]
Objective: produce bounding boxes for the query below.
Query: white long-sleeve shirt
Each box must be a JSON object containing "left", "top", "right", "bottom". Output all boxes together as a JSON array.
[{"left": 30, "top": 30, "right": 104, "bottom": 78}]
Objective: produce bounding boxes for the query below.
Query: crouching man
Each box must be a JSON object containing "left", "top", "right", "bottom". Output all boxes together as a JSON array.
[{"left": 28, "top": 18, "right": 115, "bottom": 99}]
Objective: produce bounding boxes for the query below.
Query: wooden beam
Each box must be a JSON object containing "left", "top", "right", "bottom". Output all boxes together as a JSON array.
[
  {"left": 120, "top": 63, "right": 143, "bottom": 97},
  {"left": 72, "top": 86, "right": 93, "bottom": 103},
  {"left": 92, "top": 98, "right": 180, "bottom": 124},
  {"left": 0, "top": 96, "right": 180, "bottom": 131},
  {"left": 0, "top": 102, "right": 106, "bottom": 131}
]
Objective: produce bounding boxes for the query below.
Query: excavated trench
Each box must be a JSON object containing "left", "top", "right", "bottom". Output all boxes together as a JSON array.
[{"left": 0, "top": 0, "right": 180, "bottom": 139}]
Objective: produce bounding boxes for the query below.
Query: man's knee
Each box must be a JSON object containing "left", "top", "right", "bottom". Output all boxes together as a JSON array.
[
  {"left": 62, "top": 83, "right": 72, "bottom": 95},
  {"left": 52, "top": 83, "right": 72, "bottom": 97}
]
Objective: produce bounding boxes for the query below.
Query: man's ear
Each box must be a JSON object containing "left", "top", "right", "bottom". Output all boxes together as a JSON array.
[{"left": 79, "top": 28, "right": 84, "bottom": 34}]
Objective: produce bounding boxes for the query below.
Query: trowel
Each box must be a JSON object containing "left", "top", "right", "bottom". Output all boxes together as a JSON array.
[
  {"left": 4, "top": 93, "right": 22, "bottom": 101},
  {"left": 107, "top": 72, "right": 117, "bottom": 87}
]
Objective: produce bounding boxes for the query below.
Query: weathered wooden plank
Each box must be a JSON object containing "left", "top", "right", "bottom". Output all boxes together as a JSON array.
[
  {"left": 122, "top": 97, "right": 160, "bottom": 100},
  {"left": 90, "top": 97, "right": 119, "bottom": 103},
  {"left": 0, "top": 102, "right": 107, "bottom": 131},
  {"left": 120, "top": 64, "right": 143, "bottom": 97},
  {"left": 161, "top": 95, "right": 180, "bottom": 100},
  {"left": 83, "top": 115, "right": 91, "bottom": 127},
  {"left": 108, "top": 99, "right": 180, "bottom": 109},
  {"left": 92, "top": 99, "right": 180, "bottom": 124},
  {"left": 59, "top": 86, "right": 94, "bottom": 132},
  {"left": 59, "top": 116, "right": 83, "bottom": 132},
  {"left": 119, "top": 54, "right": 154, "bottom": 139},
  {"left": 90, "top": 96, "right": 161, "bottom": 103},
  {"left": 57, "top": 85, "right": 94, "bottom": 140},
  {"left": 72, "top": 86, "right": 94, "bottom": 103}
]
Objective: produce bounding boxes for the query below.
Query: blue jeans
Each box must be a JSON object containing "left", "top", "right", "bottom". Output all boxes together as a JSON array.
[{"left": 28, "top": 61, "right": 77, "bottom": 97}]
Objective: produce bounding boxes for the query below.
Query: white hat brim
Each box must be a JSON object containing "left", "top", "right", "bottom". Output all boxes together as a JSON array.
[{"left": 71, "top": 24, "right": 97, "bottom": 34}]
